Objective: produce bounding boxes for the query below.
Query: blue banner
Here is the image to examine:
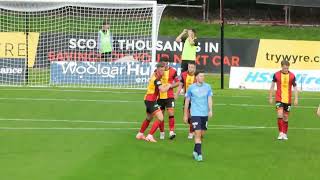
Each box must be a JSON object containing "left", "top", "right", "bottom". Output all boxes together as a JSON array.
[{"left": 50, "top": 61, "right": 181, "bottom": 86}]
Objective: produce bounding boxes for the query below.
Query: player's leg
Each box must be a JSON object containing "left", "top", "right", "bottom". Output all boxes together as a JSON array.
[
  {"left": 146, "top": 105, "right": 164, "bottom": 142},
  {"left": 197, "top": 117, "right": 208, "bottom": 161},
  {"left": 159, "top": 109, "right": 166, "bottom": 140},
  {"left": 282, "top": 104, "right": 291, "bottom": 140},
  {"left": 167, "top": 98, "right": 176, "bottom": 139},
  {"left": 191, "top": 116, "right": 204, "bottom": 161},
  {"left": 282, "top": 112, "right": 289, "bottom": 140},
  {"left": 156, "top": 99, "right": 165, "bottom": 140},
  {"left": 181, "top": 60, "right": 188, "bottom": 73},
  {"left": 136, "top": 112, "right": 153, "bottom": 140},
  {"left": 102, "top": 52, "right": 112, "bottom": 62},
  {"left": 317, "top": 105, "right": 320, "bottom": 117},
  {"left": 193, "top": 129, "right": 202, "bottom": 161},
  {"left": 200, "top": 117, "right": 208, "bottom": 139},
  {"left": 184, "top": 100, "right": 194, "bottom": 139},
  {"left": 167, "top": 108, "right": 176, "bottom": 139},
  {"left": 276, "top": 102, "right": 285, "bottom": 140},
  {"left": 187, "top": 108, "right": 194, "bottom": 139}
]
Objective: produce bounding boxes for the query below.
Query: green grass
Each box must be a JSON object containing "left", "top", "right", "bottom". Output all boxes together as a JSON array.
[
  {"left": 1, "top": 79, "right": 320, "bottom": 180},
  {"left": 160, "top": 18, "right": 320, "bottom": 40}
]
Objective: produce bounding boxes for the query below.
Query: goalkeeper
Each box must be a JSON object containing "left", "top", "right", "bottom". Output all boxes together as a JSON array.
[{"left": 98, "top": 18, "right": 113, "bottom": 61}]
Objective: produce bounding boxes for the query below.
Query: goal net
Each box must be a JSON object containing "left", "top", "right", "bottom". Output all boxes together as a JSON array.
[{"left": 0, "top": 0, "right": 165, "bottom": 88}]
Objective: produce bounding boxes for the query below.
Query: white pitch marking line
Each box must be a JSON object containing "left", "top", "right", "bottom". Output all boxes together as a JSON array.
[
  {"left": 0, "top": 126, "right": 320, "bottom": 131},
  {"left": 0, "top": 88, "right": 145, "bottom": 94},
  {"left": 0, "top": 97, "right": 317, "bottom": 108},
  {"left": 0, "top": 97, "right": 317, "bottom": 109},
  {"left": 0, "top": 97, "right": 140, "bottom": 103},
  {"left": 1, "top": 118, "right": 320, "bottom": 130},
  {"left": 1, "top": 88, "right": 319, "bottom": 99}
]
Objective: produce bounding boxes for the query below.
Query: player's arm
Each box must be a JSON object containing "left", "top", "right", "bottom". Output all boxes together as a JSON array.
[
  {"left": 269, "top": 82, "right": 275, "bottom": 104},
  {"left": 174, "top": 82, "right": 183, "bottom": 100},
  {"left": 154, "top": 79, "right": 170, "bottom": 93},
  {"left": 175, "top": 74, "right": 184, "bottom": 99},
  {"left": 171, "top": 72, "right": 180, "bottom": 88},
  {"left": 171, "top": 81, "right": 180, "bottom": 88},
  {"left": 269, "top": 74, "right": 276, "bottom": 104},
  {"left": 183, "top": 87, "right": 192, "bottom": 124},
  {"left": 175, "top": 29, "right": 187, "bottom": 42},
  {"left": 183, "top": 97, "right": 191, "bottom": 124},
  {"left": 208, "top": 87, "right": 213, "bottom": 118},
  {"left": 158, "top": 84, "right": 171, "bottom": 93},
  {"left": 189, "top": 37, "right": 198, "bottom": 46},
  {"left": 292, "top": 76, "right": 298, "bottom": 106}
]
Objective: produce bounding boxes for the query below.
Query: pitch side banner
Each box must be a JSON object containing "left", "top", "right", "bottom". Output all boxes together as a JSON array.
[
  {"left": 51, "top": 61, "right": 181, "bottom": 85},
  {"left": 4, "top": 31, "right": 319, "bottom": 76},
  {"left": 0, "top": 59, "right": 25, "bottom": 84},
  {"left": 255, "top": 39, "right": 320, "bottom": 70},
  {"left": 33, "top": 33, "right": 259, "bottom": 73},
  {"left": 33, "top": 34, "right": 320, "bottom": 72},
  {"left": 0, "top": 32, "right": 39, "bottom": 83},
  {"left": 229, "top": 67, "right": 320, "bottom": 92}
]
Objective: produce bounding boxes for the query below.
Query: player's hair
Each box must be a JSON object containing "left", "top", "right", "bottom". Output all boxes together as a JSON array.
[
  {"left": 156, "top": 62, "right": 165, "bottom": 68},
  {"left": 281, "top": 60, "right": 290, "bottom": 66},
  {"left": 190, "top": 29, "right": 196, "bottom": 35},
  {"left": 188, "top": 61, "right": 196, "bottom": 65},
  {"left": 103, "top": 18, "right": 109, "bottom": 26},
  {"left": 160, "top": 57, "right": 169, "bottom": 62},
  {"left": 195, "top": 70, "right": 205, "bottom": 77}
]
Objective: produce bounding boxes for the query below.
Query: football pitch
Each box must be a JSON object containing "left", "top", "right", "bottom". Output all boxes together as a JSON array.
[{"left": 0, "top": 85, "right": 320, "bottom": 180}]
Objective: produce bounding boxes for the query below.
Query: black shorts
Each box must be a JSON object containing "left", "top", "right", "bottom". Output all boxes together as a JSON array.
[
  {"left": 275, "top": 101, "right": 292, "bottom": 112},
  {"left": 101, "top": 52, "right": 112, "bottom": 62},
  {"left": 157, "top": 98, "right": 175, "bottom": 110},
  {"left": 191, "top": 116, "right": 208, "bottom": 131},
  {"left": 181, "top": 60, "right": 193, "bottom": 72},
  {"left": 144, "top": 100, "right": 161, "bottom": 115}
]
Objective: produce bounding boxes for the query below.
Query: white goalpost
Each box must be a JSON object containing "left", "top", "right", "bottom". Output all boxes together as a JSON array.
[{"left": 0, "top": 0, "right": 165, "bottom": 88}]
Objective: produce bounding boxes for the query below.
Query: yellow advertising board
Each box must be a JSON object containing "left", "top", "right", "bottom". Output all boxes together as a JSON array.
[
  {"left": 255, "top": 39, "right": 320, "bottom": 70},
  {"left": 0, "top": 32, "right": 39, "bottom": 67}
]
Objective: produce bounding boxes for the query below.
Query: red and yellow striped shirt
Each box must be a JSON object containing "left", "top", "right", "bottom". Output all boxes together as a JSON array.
[
  {"left": 180, "top": 71, "right": 196, "bottom": 92},
  {"left": 159, "top": 67, "right": 179, "bottom": 99},
  {"left": 272, "top": 71, "right": 296, "bottom": 104},
  {"left": 144, "top": 74, "right": 162, "bottom": 101}
]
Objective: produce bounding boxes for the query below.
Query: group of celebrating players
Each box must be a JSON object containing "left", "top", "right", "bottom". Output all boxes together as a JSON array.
[{"left": 135, "top": 60, "right": 198, "bottom": 142}]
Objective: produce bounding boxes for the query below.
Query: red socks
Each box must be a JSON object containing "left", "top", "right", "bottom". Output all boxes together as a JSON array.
[
  {"left": 277, "top": 118, "right": 283, "bottom": 133},
  {"left": 149, "top": 120, "right": 160, "bottom": 135},
  {"left": 278, "top": 118, "right": 288, "bottom": 134},
  {"left": 169, "top": 116, "right": 175, "bottom": 131},
  {"left": 159, "top": 120, "right": 164, "bottom": 132},
  {"left": 283, "top": 121, "right": 288, "bottom": 134},
  {"left": 139, "top": 119, "right": 150, "bottom": 133},
  {"left": 158, "top": 116, "right": 175, "bottom": 132}
]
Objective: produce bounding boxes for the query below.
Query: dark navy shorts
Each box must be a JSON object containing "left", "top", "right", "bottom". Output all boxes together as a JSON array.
[{"left": 191, "top": 116, "right": 208, "bottom": 130}]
